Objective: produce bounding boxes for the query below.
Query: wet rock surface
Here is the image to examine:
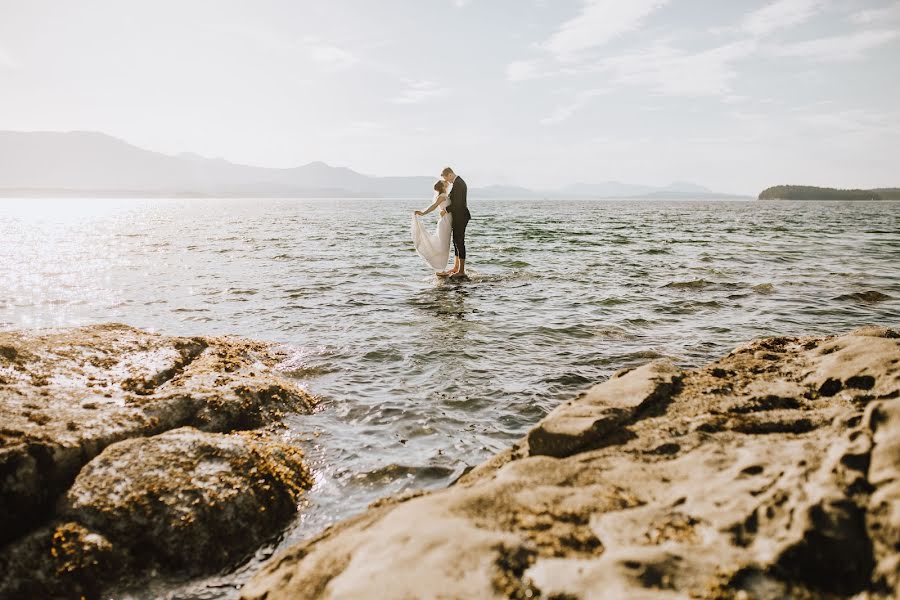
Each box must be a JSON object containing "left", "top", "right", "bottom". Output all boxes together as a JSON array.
[
  {"left": 61, "top": 427, "right": 310, "bottom": 570},
  {"left": 242, "top": 326, "right": 900, "bottom": 600},
  {"left": 0, "top": 324, "right": 314, "bottom": 598}
]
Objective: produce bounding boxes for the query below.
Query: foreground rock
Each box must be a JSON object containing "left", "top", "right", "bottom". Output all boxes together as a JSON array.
[
  {"left": 2, "top": 428, "right": 311, "bottom": 598},
  {"left": 242, "top": 326, "right": 900, "bottom": 599},
  {"left": 62, "top": 427, "right": 310, "bottom": 568},
  {"left": 0, "top": 324, "right": 315, "bottom": 598}
]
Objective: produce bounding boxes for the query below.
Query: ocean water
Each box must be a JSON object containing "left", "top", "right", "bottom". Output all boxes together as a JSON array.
[{"left": 2, "top": 197, "right": 899, "bottom": 597}]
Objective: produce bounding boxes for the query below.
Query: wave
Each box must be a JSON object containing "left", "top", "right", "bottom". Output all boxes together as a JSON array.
[
  {"left": 536, "top": 325, "right": 596, "bottom": 340},
  {"left": 662, "top": 280, "right": 774, "bottom": 293},
  {"left": 544, "top": 372, "right": 594, "bottom": 386},
  {"left": 663, "top": 279, "right": 713, "bottom": 290}
]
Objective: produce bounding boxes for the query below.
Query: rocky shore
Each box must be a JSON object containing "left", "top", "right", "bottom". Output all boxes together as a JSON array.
[
  {"left": 241, "top": 326, "right": 900, "bottom": 599},
  {"left": 3, "top": 324, "right": 898, "bottom": 599},
  {"left": 0, "top": 324, "right": 316, "bottom": 598}
]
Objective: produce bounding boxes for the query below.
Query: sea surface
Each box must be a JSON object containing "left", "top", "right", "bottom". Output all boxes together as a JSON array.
[{"left": 2, "top": 197, "right": 899, "bottom": 597}]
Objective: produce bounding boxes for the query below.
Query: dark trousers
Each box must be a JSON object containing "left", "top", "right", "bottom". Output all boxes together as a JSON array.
[{"left": 452, "top": 215, "right": 470, "bottom": 260}]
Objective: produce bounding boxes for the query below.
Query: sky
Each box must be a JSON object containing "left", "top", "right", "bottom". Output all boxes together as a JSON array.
[{"left": 1, "top": 0, "right": 899, "bottom": 194}]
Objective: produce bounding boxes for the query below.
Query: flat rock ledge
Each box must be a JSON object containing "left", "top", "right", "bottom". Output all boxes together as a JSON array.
[
  {"left": 0, "top": 323, "right": 315, "bottom": 599},
  {"left": 242, "top": 326, "right": 900, "bottom": 600}
]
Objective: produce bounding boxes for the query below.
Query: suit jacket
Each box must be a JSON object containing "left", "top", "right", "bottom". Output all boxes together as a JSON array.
[{"left": 446, "top": 176, "right": 470, "bottom": 220}]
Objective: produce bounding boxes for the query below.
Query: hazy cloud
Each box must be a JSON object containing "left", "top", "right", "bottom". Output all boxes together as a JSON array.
[
  {"left": 309, "top": 45, "right": 359, "bottom": 71},
  {"left": 851, "top": 1, "right": 900, "bottom": 24},
  {"left": 540, "top": 88, "right": 609, "bottom": 124},
  {"left": 205, "top": 25, "right": 361, "bottom": 73},
  {"left": 742, "top": 0, "right": 825, "bottom": 37},
  {"left": 506, "top": 60, "right": 543, "bottom": 81},
  {"left": 0, "top": 46, "right": 18, "bottom": 69},
  {"left": 391, "top": 79, "right": 448, "bottom": 104},
  {"left": 790, "top": 107, "right": 900, "bottom": 139},
  {"left": 598, "top": 40, "right": 757, "bottom": 97},
  {"left": 543, "top": 0, "right": 670, "bottom": 60},
  {"left": 204, "top": 23, "right": 297, "bottom": 53},
  {"left": 768, "top": 29, "right": 899, "bottom": 60},
  {"left": 331, "top": 121, "right": 389, "bottom": 139}
]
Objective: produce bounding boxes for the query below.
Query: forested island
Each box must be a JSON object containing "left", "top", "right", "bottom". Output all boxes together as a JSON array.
[{"left": 759, "top": 185, "right": 900, "bottom": 200}]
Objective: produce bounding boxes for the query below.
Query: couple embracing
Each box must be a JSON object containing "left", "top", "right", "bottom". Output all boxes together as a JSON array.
[{"left": 411, "top": 167, "right": 471, "bottom": 279}]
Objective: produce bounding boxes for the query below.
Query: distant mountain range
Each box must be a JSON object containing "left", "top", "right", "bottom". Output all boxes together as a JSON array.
[{"left": 0, "top": 131, "right": 747, "bottom": 199}]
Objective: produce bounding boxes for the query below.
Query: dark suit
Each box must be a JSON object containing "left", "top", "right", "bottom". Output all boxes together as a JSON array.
[{"left": 446, "top": 176, "right": 471, "bottom": 260}]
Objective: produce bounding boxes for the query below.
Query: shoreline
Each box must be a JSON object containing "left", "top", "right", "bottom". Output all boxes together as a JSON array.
[{"left": 1, "top": 323, "right": 898, "bottom": 598}]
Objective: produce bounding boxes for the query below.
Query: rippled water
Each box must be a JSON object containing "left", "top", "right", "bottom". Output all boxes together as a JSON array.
[{"left": 2, "top": 197, "right": 899, "bottom": 597}]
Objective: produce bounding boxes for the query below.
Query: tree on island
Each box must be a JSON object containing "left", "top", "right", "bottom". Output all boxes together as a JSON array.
[{"left": 758, "top": 185, "right": 900, "bottom": 200}]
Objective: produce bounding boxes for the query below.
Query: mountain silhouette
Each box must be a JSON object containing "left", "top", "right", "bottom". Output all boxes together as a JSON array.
[{"left": 0, "top": 131, "right": 743, "bottom": 199}]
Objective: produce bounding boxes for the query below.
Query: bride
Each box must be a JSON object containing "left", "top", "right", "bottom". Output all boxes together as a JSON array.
[{"left": 412, "top": 180, "right": 453, "bottom": 275}]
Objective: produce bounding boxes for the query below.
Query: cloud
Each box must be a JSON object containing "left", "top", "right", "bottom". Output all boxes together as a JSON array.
[
  {"left": 204, "top": 25, "right": 364, "bottom": 74},
  {"left": 741, "top": 0, "right": 825, "bottom": 37},
  {"left": 204, "top": 23, "right": 297, "bottom": 53},
  {"left": 543, "top": 0, "right": 670, "bottom": 60},
  {"left": 851, "top": 1, "right": 900, "bottom": 24},
  {"left": 597, "top": 40, "right": 757, "bottom": 96},
  {"left": 791, "top": 107, "right": 900, "bottom": 138},
  {"left": 391, "top": 80, "right": 448, "bottom": 104},
  {"left": 540, "top": 88, "right": 609, "bottom": 124},
  {"left": 0, "top": 46, "right": 18, "bottom": 69},
  {"left": 506, "top": 60, "right": 544, "bottom": 81},
  {"left": 309, "top": 45, "right": 359, "bottom": 71},
  {"left": 507, "top": 0, "right": 669, "bottom": 84},
  {"left": 331, "top": 121, "right": 389, "bottom": 139},
  {"left": 768, "top": 29, "right": 899, "bottom": 61}
]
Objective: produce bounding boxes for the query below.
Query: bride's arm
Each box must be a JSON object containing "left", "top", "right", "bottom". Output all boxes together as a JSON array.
[{"left": 415, "top": 194, "right": 445, "bottom": 216}]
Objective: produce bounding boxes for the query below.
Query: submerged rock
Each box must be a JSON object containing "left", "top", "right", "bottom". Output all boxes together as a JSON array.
[
  {"left": 242, "top": 326, "right": 900, "bottom": 600},
  {"left": 0, "top": 323, "right": 314, "bottom": 598},
  {"left": 834, "top": 290, "right": 894, "bottom": 303}
]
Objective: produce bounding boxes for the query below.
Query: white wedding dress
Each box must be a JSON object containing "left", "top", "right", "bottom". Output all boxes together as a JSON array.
[{"left": 411, "top": 193, "right": 452, "bottom": 271}]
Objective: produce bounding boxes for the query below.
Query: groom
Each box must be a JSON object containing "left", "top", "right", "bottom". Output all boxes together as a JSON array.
[{"left": 439, "top": 166, "right": 470, "bottom": 278}]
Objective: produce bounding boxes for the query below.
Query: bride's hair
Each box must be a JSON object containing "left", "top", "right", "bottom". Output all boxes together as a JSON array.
[{"left": 433, "top": 180, "right": 447, "bottom": 194}]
